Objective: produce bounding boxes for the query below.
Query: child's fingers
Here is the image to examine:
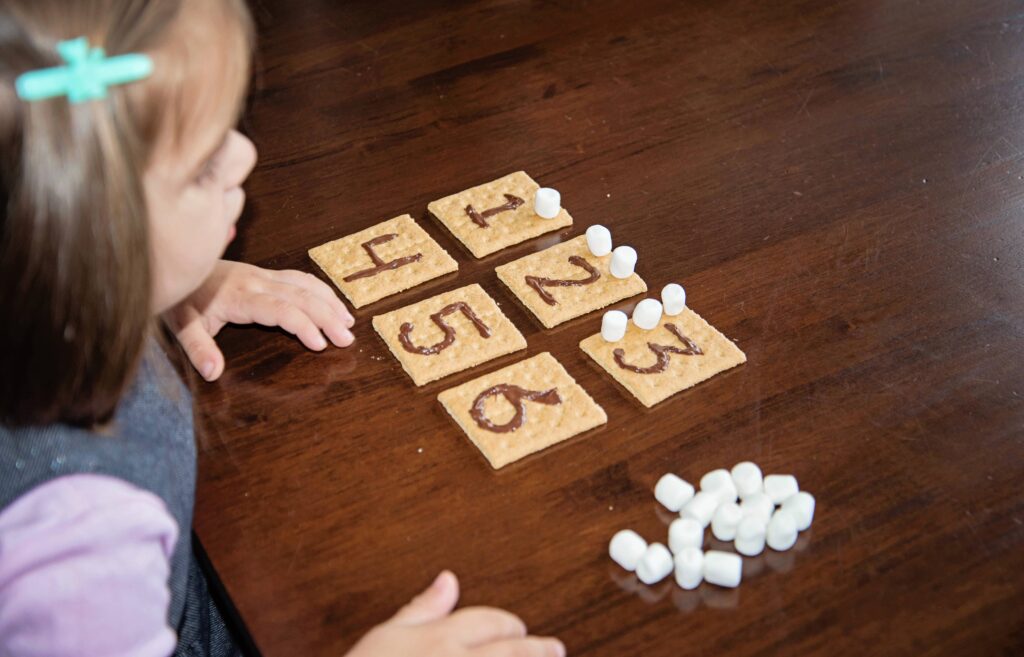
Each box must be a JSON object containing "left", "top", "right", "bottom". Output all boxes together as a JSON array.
[
  {"left": 442, "top": 607, "right": 527, "bottom": 646},
  {"left": 167, "top": 306, "right": 225, "bottom": 381},
  {"left": 263, "top": 280, "right": 354, "bottom": 347},
  {"left": 246, "top": 293, "right": 331, "bottom": 351},
  {"left": 270, "top": 269, "right": 354, "bottom": 328},
  {"left": 473, "top": 637, "right": 566, "bottom": 657},
  {"left": 390, "top": 571, "right": 460, "bottom": 626}
]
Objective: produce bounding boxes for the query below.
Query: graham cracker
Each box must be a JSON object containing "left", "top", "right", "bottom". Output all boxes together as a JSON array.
[
  {"left": 495, "top": 235, "right": 647, "bottom": 328},
  {"left": 579, "top": 307, "right": 746, "bottom": 408},
  {"left": 427, "top": 171, "right": 573, "bottom": 258},
  {"left": 437, "top": 352, "right": 607, "bottom": 469},
  {"left": 372, "top": 283, "right": 526, "bottom": 386},
  {"left": 308, "top": 214, "right": 458, "bottom": 308}
]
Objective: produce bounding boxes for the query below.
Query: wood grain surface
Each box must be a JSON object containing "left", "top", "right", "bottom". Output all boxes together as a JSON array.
[{"left": 193, "top": 1, "right": 1024, "bottom": 654}]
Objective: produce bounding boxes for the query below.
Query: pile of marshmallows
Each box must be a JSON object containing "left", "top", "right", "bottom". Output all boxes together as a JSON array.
[{"left": 609, "top": 463, "right": 816, "bottom": 590}]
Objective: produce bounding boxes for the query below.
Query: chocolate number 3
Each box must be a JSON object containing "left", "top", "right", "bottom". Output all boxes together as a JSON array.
[
  {"left": 399, "top": 302, "right": 492, "bottom": 356},
  {"left": 470, "top": 384, "right": 563, "bottom": 433},
  {"left": 614, "top": 323, "right": 703, "bottom": 374}
]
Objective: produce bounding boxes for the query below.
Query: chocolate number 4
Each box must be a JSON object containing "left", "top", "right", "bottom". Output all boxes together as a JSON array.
[
  {"left": 470, "top": 384, "right": 563, "bottom": 433},
  {"left": 344, "top": 233, "right": 422, "bottom": 282}
]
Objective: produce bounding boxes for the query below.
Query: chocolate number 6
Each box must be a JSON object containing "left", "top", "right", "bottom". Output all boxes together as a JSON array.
[{"left": 470, "top": 384, "right": 563, "bottom": 433}]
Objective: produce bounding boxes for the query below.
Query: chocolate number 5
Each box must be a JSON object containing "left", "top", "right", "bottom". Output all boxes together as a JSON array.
[
  {"left": 399, "top": 302, "right": 492, "bottom": 356},
  {"left": 470, "top": 384, "right": 563, "bottom": 433}
]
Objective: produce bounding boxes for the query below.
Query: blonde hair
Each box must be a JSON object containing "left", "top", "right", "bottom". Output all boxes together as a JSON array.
[{"left": 0, "top": 0, "right": 254, "bottom": 427}]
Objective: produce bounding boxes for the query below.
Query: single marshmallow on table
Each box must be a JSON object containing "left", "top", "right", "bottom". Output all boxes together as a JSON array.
[
  {"left": 767, "top": 509, "right": 799, "bottom": 552},
  {"left": 654, "top": 473, "right": 695, "bottom": 512},
  {"left": 674, "top": 547, "right": 704, "bottom": 590},
  {"left": 601, "top": 310, "right": 628, "bottom": 343},
  {"left": 703, "top": 550, "right": 743, "bottom": 588},
  {"left": 632, "top": 299, "right": 663, "bottom": 330},
  {"left": 711, "top": 502, "right": 743, "bottom": 542},
  {"left": 586, "top": 225, "right": 613, "bottom": 257},
  {"left": 610, "top": 246, "right": 637, "bottom": 279},
  {"left": 764, "top": 474, "right": 800, "bottom": 505},
  {"left": 635, "top": 543, "right": 674, "bottom": 585},
  {"left": 731, "top": 461, "right": 764, "bottom": 500},
  {"left": 740, "top": 493, "right": 775, "bottom": 526},
  {"left": 700, "top": 469, "right": 738, "bottom": 506},
  {"left": 609, "top": 529, "right": 648, "bottom": 572},
  {"left": 735, "top": 515, "right": 767, "bottom": 556},
  {"left": 661, "top": 283, "right": 687, "bottom": 316},
  {"left": 680, "top": 491, "right": 719, "bottom": 528},
  {"left": 781, "top": 492, "right": 816, "bottom": 531},
  {"left": 534, "top": 188, "right": 561, "bottom": 219},
  {"left": 668, "top": 517, "right": 704, "bottom": 554}
]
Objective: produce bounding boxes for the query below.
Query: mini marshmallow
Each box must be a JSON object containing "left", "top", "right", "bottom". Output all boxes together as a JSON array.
[
  {"left": 711, "top": 502, "right": 743, "bottom": 541},
  {"left": 585, "top": 225, "right": 613, "bottom": 257},
  {"left": 610, "top": 246, "right": 637, "bottom": 279},
  {"left": 703, "top": 550, "right": 742, "bottom": 588},
  {"left": 735, "top": 516, "right": 767, "bottom": 556},
  {"left": 740, "top": 493, "right": 775, "bottom": 525},
  {"left": 632, "top": 299, "right": 663, "bottom": 330},
  {"left": 654, "top": 473, "right": 695, "bottom": 512},
  {"left": 601, "top": 310, "right": 628, "bottom": 343},
  {"left": 781, "top": 492, "right": 816, "bottom": 531},
  {"left": 661, "top": 283, "right": 686, "bottom": 316},
  {"left": 681, "top": 491, "right": 719, "bottom": 528},
  {"left": 764, "top": 474, "right": 800, "bottom": 505},
  {"left": 731, "top": 461, "right": 764, "bottom": 500},
  {"left": 668, "top": 517, "right": 704, "bottom": 554},
  {"left": 700, "top": 469, "right": 738, "bottom": 505},
  {"left": 609, "top": 529, "right": 647, "bottom": 571},
  {"left": 767, "top": 509, "right": 799, "bottom": 551},
  {"left": 635, "top": 542, "right": 673, "bottom": 585},
  {"left": 534, "top": 187, "right": 561, "bottom": 219},
  {"left": 673, "top": 547, "right": 704, "bottom": 590}
]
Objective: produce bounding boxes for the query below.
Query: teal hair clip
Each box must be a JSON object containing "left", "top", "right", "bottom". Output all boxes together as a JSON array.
[{"left": 15, "top": 36, "right": 153, "bottom": 104}]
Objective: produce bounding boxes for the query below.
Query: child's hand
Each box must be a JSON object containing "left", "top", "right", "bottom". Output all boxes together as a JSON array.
[
  {"left": 164, "top": 260, "right": 355, "bottom": 381},
  {"left": 346, "top": 571, "right": 565, "bottom": 657}
]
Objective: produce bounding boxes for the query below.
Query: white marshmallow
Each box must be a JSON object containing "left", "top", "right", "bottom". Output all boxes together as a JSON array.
[
  {"left": 767, "top": 509, "right": 798, "bottom": 552},
  {"left": 668, "top": 517, "right": 704, "bottom": 554},
  {"left": 740, "top": 493, "right": 775, "bottom": 525},
  {"left": 711, "top": 502, "right": 743, "bottom": 541},
  {"left": 781, "top": 492, "right": 816, "bottom": 531},
  {"left": 764, "top": 474, "right": 800, "bottom": 505},
  {"left": 585, "top": 225, "right": 612, "bottom": 257},
  {"left": 635, "top": 543, "right": 673, "bottom": 585},
  {"left": 673, "top": 547, "right": 704, "bottom": 590},
  {"left": 609, "top": 529, "right": 647, "bottom": 571},
  {"left": 680, "top": 491, "right": 719, "bottom": 528},
  {"left": 610, "top": 246, "right": 637, "bottom": 279},
  {"left": 700, "top": 469, "right": 738, "bottom": 505},
  {"left": 731, "top": 461, "right": 764, "bottom": 500},
  {"left": 601, "top": 310, "right": 628, "bottom": 343},
  {"left": 735, "top": 516, "right": 767, "bottom": 556},
  {"left": 703, "top": 550, "right": 742, "bottom": 588},
  {"left": 632, "top": 299, "right": 663, "bottom": 330},
  {"left": 654, "top": 473, "right": 695, "bottom": 512},
  {"left": 661, "top": 283, "right": 686, "bottom": 316},
  {"left": 534, "top": 188, "right": 561, "bottom": 219}
]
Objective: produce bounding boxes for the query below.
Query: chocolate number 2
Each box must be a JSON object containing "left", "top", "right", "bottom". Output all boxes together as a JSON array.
[
  {"left": 614, "top": 323, "right": 703, "bottom": 374},
  {"left": 470, "top": 384, "right": 563, "bottom": 433},
  {"left": 524, "top": 256, "right": 601, "bottom": 306}
]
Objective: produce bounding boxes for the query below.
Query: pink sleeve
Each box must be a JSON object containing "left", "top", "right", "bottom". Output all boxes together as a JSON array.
[{"left": 0, "top": 474, "right": 180, "bottom": 657}]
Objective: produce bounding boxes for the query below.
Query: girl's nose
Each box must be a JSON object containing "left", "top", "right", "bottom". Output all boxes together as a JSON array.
[{"left": 223, "top": 130, "right": 258, "bottom": 188}]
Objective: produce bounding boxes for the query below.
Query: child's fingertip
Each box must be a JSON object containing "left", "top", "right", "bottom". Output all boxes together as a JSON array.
[{"left": 201, "top": 361, "right": 216, "bottom": 381}]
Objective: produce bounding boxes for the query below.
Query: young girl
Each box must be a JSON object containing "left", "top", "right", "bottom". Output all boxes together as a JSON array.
[{"left": 0, "top": 1, "right": 565, "bottom": 656}]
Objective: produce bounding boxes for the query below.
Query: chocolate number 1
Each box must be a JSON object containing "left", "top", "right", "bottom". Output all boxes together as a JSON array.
[{"left": 464, "top": 194, "right": 525, "bottom": 228}]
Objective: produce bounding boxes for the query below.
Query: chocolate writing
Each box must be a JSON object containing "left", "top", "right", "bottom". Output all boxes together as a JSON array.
[
  {"left": 399, "top": 302, "right": 491, "bottom": 355},
  {"left": 613, "top": 323, "right": 703, "bottom": 374},
  {"left": 470, "top": 384, "right": 563, "bottom": 433},
  {"left": 524, "top": 256, "right": 601, "bottom": 306},
  {"left": 343, "top": 233, "right": 422, "bottom": 282},
  {"left": 464, "top": 194, "right": 525, "bottom": 228}
]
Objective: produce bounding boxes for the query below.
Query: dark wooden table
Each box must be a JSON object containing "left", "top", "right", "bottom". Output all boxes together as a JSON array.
[{"left": 193, "top": 1, "right": 1024, "bottom": 654}]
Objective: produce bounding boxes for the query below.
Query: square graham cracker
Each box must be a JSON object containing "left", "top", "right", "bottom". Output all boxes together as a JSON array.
[
  {"left": 309, "top": 215, "right": 458, "bottom": 308},
  {"left": 427, "top": 171, "right": 573, "bottom": 258},
  {"left": 372, "top": 283, "right": 527, "bottom": 386},
  {"left": 495, "top": 235, "right": 647, "bottom": 328},
  {"left": 437, "top": 352, "right": 607, "bottom": 469},
  {"left": 580, "top": 307, "right": 746, "bottom": 408}
]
